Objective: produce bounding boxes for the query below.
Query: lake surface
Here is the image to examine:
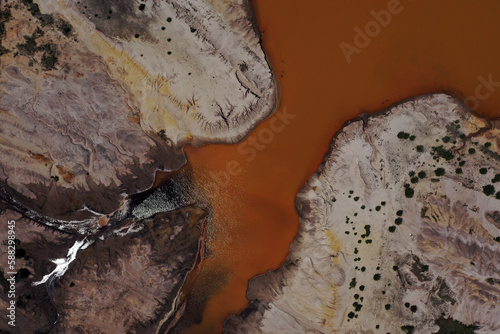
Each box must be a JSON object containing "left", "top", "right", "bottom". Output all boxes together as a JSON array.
[{"left": 182, "top": 1, "right": 500, "bottom": 332}]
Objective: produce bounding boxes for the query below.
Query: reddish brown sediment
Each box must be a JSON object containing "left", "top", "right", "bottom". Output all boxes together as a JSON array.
[
  {"left": 223, "top": 93, "right": 500, "bottom": 333},
  {"left": 3, "top": 0, "right": 500, "bottom": 333},
  {"left": 182, "top": 1, "right": 500, "bottom": 332}
]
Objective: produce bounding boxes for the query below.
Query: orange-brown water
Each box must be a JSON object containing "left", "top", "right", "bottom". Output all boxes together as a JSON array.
[{"left": 182, "top": 1, "right": 500, "bottom": 332}]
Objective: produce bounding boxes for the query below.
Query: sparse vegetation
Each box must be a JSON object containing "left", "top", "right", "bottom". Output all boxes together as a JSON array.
[
  {"left": 486, "top": 278, "right": 500, "bottom": 285},
  {"left": 17, "top": 34, "right": 38, "bottom": 56},
  {"left": 435, "top": 316, "right": 478, "bottom": 334},
  {"left": 58, "top": 20, "right": 73, "bottom": 36},
  {"left": 15, "top": 268, "right": 31, "bottom": 282},
  {"left": 432, "top": 146, "right": 455, "bottom": 161},
  {"left": 401, "top": 325, "right": 415, "bottom": 334},
  {"left": 363, "top": 225, "right": 371, "bottom": 237},
  {"left": 435, "top": 168, "right": 445, "bottom": 176},
  {"left": 157, "top": 129, "right": 168, "bottom": 141},
  {"left": 22, "top": 0, "right": 54, "bottom": 26},
  {"left": 397, "top": 131, "right": 410, "bottom": 139},
  {"left": 404, "top": 184, "right": 415, "bottom": 198},
  {"left": 483, "top": 185, "right": 495, "bottom": 196},
  {"left": 0, "top": 10, "right": 12, "bottom": 56},
  {"left": 15, "top": 248, "right": 26, "bottom": 258},
  {"left": 41, "top": 43, "right": 58, "bottom": 70},
  {"left": 352, "top": 301, "right": 362, "bottom": 312}
]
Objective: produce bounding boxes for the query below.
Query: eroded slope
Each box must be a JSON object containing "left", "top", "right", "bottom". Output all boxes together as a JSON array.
[
  {"left": 0, "top": 181, "right": 206, "bottom": 333},
  {"left": 225, "top": 93, "right": 500, "bottom": 334},
  {"left": 0, "top": 0, "right": 276, "bottom": 227}
]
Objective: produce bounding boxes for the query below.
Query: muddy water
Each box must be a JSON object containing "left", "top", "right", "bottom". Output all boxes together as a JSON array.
[{"left": 181, "top": 1, "right": 500, "bottom": 332}]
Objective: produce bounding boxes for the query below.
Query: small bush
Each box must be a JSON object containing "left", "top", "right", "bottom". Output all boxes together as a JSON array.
[
  {"left": 483, "top": 185, "right": 495, "bottom": 196},
  {"left": 435, "top": 168, "right": 445, "bottom": 176}
]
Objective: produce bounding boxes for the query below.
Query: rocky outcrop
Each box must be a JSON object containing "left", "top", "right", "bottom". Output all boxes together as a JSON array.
[
  {"left": 224, "top": 94, "right": 500, "bottom": 334},
  {"left": 0, "top": 0, "right": 276, "bottom": 227}
]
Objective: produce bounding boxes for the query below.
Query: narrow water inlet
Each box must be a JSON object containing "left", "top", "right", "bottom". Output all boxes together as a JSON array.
[
  {"left": 178, "top": 1, "right": 500, "bottom": 333},
  {"left": 1, "top": 0, "right": 500, "bottom": 333}
]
